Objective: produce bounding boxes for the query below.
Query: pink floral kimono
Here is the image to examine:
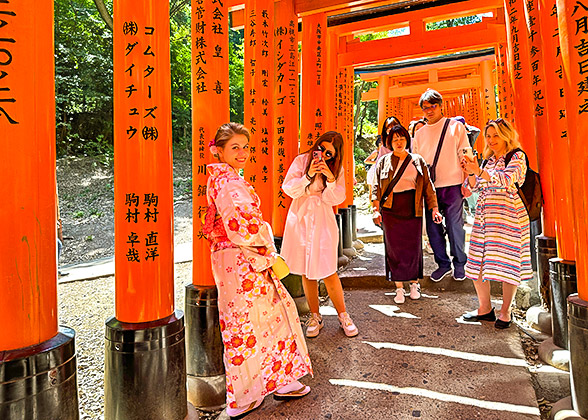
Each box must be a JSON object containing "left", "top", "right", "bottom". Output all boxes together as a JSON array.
[{"left": 205, "top": 163, "right": 312, "bottom": 410}]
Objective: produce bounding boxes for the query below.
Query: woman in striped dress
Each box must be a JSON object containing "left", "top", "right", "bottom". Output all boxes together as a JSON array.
[{"left": 459, "top": 118, "right": 532, "bottom": 329}]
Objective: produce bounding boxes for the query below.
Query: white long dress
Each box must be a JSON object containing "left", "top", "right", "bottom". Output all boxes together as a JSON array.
[{"left": 281, "top": 154, "right": 346, "bottom": 280}]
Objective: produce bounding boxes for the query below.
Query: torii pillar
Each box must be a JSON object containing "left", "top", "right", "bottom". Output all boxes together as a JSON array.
[
  {"left": 480, "top": 59, "right": 498, "bottom": 122},
  {"left": 556, "top": 0, "right": 588, "bottom": 416},
  {"left": 244, "top": 0, "right": 275, "bottom": 219},
  {"left": 105, "top": 1, "right": 186, "bottom": 418},
  {"left": 539, "top": 0, "right": 576, "bottom": 262},
  {"left": 0, "top": 2, "right": 79, "bottom": 418},
  {"left": 525, "top": 0, "right": 558, "bottom": 313},
  {"left": 185, "top": 0, "right": 230, "bottom": 411},
  {"left": 273, "top": 0, "right": 299, "bottom": 237},
  {"left": 301, "top": 12, "right": 327, "bottom": 151},
  {"left": 503, "top": 0, "right": 539, "bottom": 167},
  {"left": 378, "top": 75, "right": 390, "bottom": 128},
  {"left": 534, "top": 0, "right": 577, "bottom": 372},
  {"left": 497, "top": 42, "right": 515, "bottom": 120}
]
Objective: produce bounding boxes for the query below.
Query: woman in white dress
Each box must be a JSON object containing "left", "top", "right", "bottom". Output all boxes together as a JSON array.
[{"left": 281, "top": 131, "right": 358, "bottom": 339}]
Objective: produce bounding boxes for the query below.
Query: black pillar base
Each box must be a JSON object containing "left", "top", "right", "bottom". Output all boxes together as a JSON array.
[
  {"left": 550, "top": 259, "right": 577, "bottom": 349},
  {"left": 568, "top": 294, "right": 588, "bottom": 417},
  {"left": 536, "top": 235, "right": 557, "bottom": 309},
  {"left": 104, "top": 311, "right": 187, "bottom": 420},
  {"left": 338, "top": 208, "right": 356, "bottom": 258},
  {"left": 184, "top": 284, "right": 225, "bottom": 411},
  {"left": 0, "top": 326, "right": 79, "bottom": 420},
  {"left": 335, "top": 213, "right": 349, "bottom": 267},
  {"left": 350, "top": 204, "right": 358, "bottom": 241}
]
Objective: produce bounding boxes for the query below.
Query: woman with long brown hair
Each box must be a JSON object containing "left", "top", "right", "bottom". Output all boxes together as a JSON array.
[{"left": 281, "top": 131, "right": 358, "bottom": 339}]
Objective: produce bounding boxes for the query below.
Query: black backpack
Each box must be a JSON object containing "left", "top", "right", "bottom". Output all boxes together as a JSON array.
[{"left": 483, "top": 148, "right": 543, "bottom": 221}]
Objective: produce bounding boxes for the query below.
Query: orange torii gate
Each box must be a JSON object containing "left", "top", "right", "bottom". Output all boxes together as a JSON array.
[
  {"left": 3, "top": 0, "right": 588, "bottom": 418},
  {"left": 358, "top": 52, "right": 494, "bottom": 130}
]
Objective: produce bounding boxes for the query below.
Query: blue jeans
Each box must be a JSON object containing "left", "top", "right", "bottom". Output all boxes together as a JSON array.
[{"left": 425, "top": 184, "right": 467, "bottom": 270}]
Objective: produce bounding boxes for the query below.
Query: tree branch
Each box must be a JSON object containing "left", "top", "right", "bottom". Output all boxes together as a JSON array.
[
  {"left": 93, "top": 0, "right": 113, "bottom": 31},
  {"left": 170, "top": 0, "right": 191, "bottom": 18}
]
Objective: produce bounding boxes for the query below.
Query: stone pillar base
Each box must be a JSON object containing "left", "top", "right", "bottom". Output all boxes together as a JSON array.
[
  {"left": 526, "top": 305, "right": 552, "bottom": 335},
  {"left": 551, "top": 396, "right": 588, "bottom": 420},
  {"left": 538, "top": 337, "right": 570, "bottom": 371}
]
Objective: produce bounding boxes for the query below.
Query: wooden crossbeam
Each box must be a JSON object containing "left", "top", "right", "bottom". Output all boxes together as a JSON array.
[
  {"left": 357, "top": 55, "right": 494, "bottom": 81},
  {"left": 339, "top": 22, "right": 505, "bottom": 67},
  {"left": 330, "top": 0, "right": 502, "bottom": 36},
  {"left": 362, "top": 75, "right": 482, "bottom": 101},
  {"left": 295, "top": 0, "right": 404, "bottom": 17}
]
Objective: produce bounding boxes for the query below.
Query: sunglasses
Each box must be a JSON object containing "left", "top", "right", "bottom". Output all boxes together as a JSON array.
[
  {"left": 318, "top": 144, "right": 335, "bottom": 159},
  {"left": 487, "top": 118, "right": 506, "bottom": 126}
]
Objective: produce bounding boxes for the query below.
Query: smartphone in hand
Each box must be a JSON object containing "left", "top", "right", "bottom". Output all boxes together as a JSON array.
[
  {"left": 458, "top": 147, "right": 475, "bottom": 161},
  {"left": 313, "top": 150, "right": 322, "bottom": 161}
]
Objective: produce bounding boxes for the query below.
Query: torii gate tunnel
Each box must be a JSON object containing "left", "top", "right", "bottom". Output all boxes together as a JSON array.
[{"left": 1, "top": 0, "right": 588, "bottom": 418}]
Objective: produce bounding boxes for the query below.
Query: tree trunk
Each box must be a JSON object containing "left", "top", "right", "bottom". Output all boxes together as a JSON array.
[
  {"left": 357, "top": 104, "right": 368, "bottom": 141},
  {"left": 93, "top": 0, "right": 113, "bottom": 31},
  {"left": 353, "top": 80, "right": 365, "bottom": 139}
]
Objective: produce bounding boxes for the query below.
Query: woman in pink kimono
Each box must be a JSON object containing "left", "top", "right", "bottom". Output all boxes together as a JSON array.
[
  {"left": 204, "top": 123, "right": 313, "bottom": 419},
  {"left": 281, "top": 131, "right": 358, "bottom": 339}
]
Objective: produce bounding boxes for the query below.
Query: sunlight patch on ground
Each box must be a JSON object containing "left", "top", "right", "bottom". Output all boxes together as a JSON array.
[
  {"left": 369, "top": 304, "right": 420, "bottom": 319},
  {"left": 363, "top": 341, "right": 528, "bottom": 367},
  {"left": 329, "top": 379, "right": 540, "bottom": 416},
  {"left": 319, "top": 306, "right": 339, "bottom": 316},
  {"left": 455, "top": 317, "right": 482, "bottom": 325},
  {"left": 384, "top": 292, "right": 439, "bottom": 299}
]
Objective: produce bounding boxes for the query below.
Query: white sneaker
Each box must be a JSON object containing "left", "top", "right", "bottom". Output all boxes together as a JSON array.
[
  {"left": 409, "top": 283, "right": 421, "bottom": 300},
  {"left": 304, "top": 313, "right": 323, "bottom": 338},
  {"left": 338, "top": 312, "right": 358, "bottom": 337},
  {"left": 394, "top": 288, "right": 406, "bottom": 304}
]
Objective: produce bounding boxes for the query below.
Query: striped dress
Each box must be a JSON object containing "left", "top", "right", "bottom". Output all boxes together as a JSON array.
[{"left": 464, "top": 151, "right": 533, "bottom": 286}]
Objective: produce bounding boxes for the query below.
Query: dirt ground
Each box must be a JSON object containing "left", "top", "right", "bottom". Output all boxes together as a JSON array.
[{"left": 57, "top": 149, "right": 194, "bottom": 266}]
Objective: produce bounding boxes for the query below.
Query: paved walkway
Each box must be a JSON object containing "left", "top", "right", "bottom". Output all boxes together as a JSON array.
[
  {"left": 220, "top": 246, "right": 543, "bottom": 420},
  {"left": 59, "top": 211, "right": 551, "bottom": 420}
]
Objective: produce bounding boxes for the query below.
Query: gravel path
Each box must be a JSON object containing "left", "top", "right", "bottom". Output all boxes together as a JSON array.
[{"left": 58, "top": 262, "right": 195, "bottom": 420}]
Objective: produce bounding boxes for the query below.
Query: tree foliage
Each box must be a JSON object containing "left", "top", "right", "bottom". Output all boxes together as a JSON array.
[
  {"left": 426, "top": 14, "right": 483, "bottom": 30},
  {"left": 55, "top": 0, "right": 114, "bottom": 157},
  {"left": 55, "top": 1, "right": 245, "bottom": 157},
  {"left": 229, "top": 28, "right": 245, "bottom": 123}
]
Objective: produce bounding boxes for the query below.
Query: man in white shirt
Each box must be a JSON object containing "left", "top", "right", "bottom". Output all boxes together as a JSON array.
[{"left": 413, "top": 89, "right": 469, "bottom": 281}]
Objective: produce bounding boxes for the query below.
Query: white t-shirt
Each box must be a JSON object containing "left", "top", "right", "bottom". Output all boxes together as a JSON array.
[{"left": 413, "top": 117, "right": 469, "bottom": 188}]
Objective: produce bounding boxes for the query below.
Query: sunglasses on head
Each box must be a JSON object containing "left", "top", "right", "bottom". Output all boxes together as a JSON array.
[
  {"left": 487, "top": 118, "right": 506, "bottom": 126},
  {"left": 318, "top": 144, "right": 334, "bottom": 159}
]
